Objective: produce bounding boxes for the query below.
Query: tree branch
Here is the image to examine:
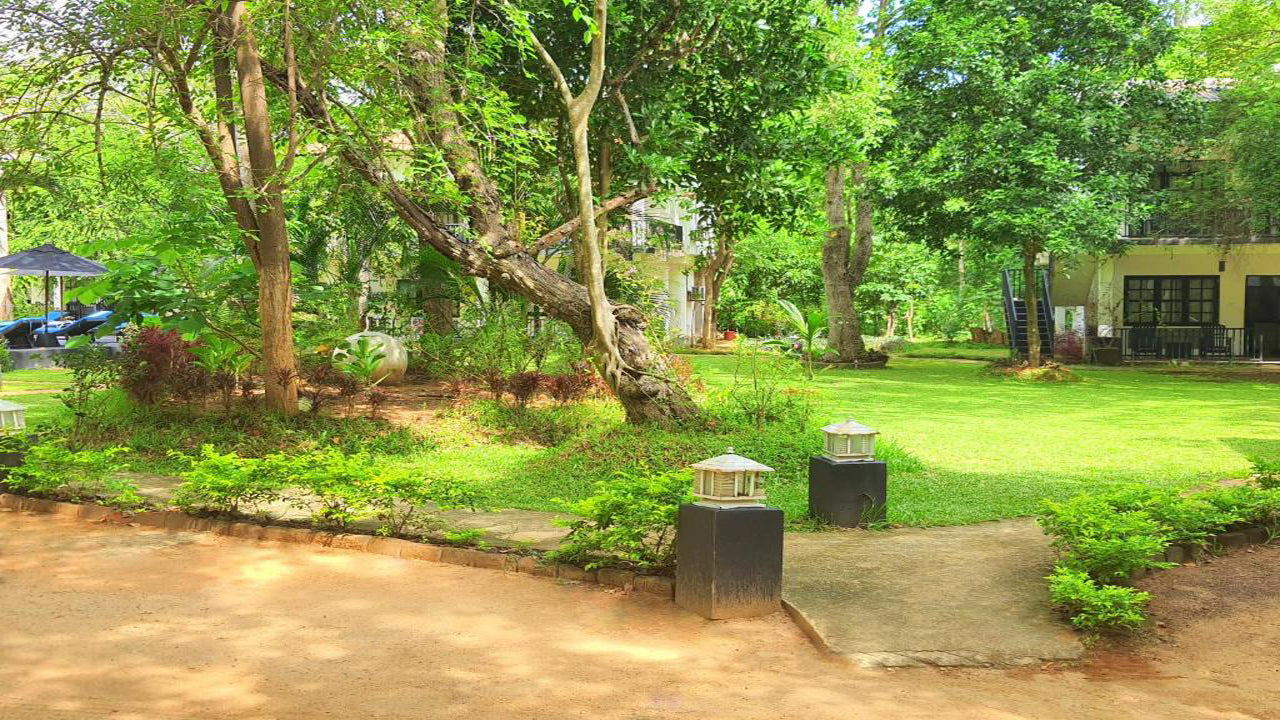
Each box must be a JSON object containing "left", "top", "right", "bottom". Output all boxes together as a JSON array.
[{"left": 533, "top": 184, "right": 653, "bottom": 253}]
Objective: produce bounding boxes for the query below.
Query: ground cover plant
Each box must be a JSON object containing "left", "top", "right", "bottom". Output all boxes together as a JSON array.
[
  {"left": 1039, "top": 480, "right": 1280, "bottom": 631},
  {"left": 1, "top": 440, "right": 146, "bottom": 511}
]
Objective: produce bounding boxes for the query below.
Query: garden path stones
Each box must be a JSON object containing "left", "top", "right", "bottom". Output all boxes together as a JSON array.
[{"left": 782, "top": 518, "right": 1084, "bottom": 668}]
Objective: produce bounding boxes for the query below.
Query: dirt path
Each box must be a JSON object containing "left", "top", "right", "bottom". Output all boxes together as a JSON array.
[{"left": 1, "top": 511, "right": 1277, "bottom": 720}]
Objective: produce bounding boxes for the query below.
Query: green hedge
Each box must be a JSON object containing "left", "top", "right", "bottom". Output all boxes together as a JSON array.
[{"left": 1038, "top": 477, "right": 1280, "bottom": 632}]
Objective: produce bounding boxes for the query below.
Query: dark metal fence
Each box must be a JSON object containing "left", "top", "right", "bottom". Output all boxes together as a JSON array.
[{"left": 1098, "top": 326, "right": 1262, "bottom": 361}]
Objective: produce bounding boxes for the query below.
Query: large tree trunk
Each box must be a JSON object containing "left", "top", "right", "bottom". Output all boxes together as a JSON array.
[
  {"left": 822, "top": 164, "right": 875, "bottom": 361},
  {"left": 698, "top": 234, "right": 733, "bottom": 349},
  {"left": 229, "top": 2, "right": 298, "bottom": 413},
  {"left": 1022, "top": 242, "right": 1042, "bottom": 367}
]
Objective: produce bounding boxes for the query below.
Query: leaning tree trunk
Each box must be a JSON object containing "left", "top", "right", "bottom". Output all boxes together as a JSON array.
[
  {"left": 264, "top": 9, "right": 697, "bottom": 425},
  {"left": 1022, "top": 242, "right": 1042, "bottom": 367}
]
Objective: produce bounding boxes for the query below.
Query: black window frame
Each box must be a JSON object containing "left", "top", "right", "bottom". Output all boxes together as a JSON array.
[{"left": 1123, "top": 275, "right": 1220, "bottom": 326}]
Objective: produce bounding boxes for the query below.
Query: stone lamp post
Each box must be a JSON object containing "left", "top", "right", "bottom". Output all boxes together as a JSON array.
[
  {"left": 808, "top": 419, "right": 887, "bottom": 528},
  {"left": 676, "top": 448, "right": 784, "bottom": 620},
  {"left": 0, "top": 399, "right": 26, "bottom": 430}
]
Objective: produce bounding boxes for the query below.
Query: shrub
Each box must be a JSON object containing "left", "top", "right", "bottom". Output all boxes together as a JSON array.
[
  {"left": 3, "top": 441, "right": 144, "bottom": 511},
  {"left": 1099, "top": 485, "right": 1239, "bottom": 547},
  {"left": 481, "top": 369, "right": 508, "bottom": 403},
  {"left": 1252, "top": 458, "right": 1280, "bottom": 490},
  {"left": 507, "top": 371, "right": 544, "bottom": 409},
  {"left": 1038, "top": 495, "right": 1171, "bottom": 581},
  {"left": 191, "top": 334, "right": 253, "bottom": 410},
  {"left": 721, "top": 344, "right": 809, "bottom": 430},
  {"left": 119, "top": 327, "right": 211, "bottom": 405},
  {"left": 545, "top": 369, "right": 593, "bottom": 405},
  {"left": 1054, "top": 331, "right": 1085, "bottom": 363},
  {"left": 548, "top": 468, "right": 693, "bottom": 572},
  {"left": 1199, "top": 485, "right": 1280, "bottom": 527},
  {"left": 365, "top": 471, "right": 487, "bottom": 537},
  {"left": 1047, "top": 567, "right": 1151, "bottom": 632},
  {"left": 172, "top": 445, "right": 283, "bottom": 516},
  {"left": 56, "top": 344, "right": 120, "bottom": 437},
  {"left": 280, "top": 449, "right": 379, "bottom": 530}
]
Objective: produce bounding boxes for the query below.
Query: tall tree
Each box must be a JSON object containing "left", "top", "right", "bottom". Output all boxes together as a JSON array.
[
  {"left": 884, "top": 0, "right": 1190, "bottom": 365},
  {"left": 2, "top": 0, "right": 302, "bottom": 411},
  {"left": 806, "top": 1, "right": 896, "bottom": 362}
]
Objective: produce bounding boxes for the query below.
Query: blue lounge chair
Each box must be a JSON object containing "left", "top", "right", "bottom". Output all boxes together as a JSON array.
[
  {"left": 32, "top": 310, "right": 114, "bottom": 346},
  {"left": 1, "top": 313, "right": 65, "bottom": 349}
]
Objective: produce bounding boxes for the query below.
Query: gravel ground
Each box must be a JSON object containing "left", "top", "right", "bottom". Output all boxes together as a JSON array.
[{"left": 2, "top": 510, "right": 1277, "bottom": 720}]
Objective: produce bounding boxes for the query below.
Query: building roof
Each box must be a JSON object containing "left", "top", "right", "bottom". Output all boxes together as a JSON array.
[
  {"left": 821, "top": 419, "right": 878, "bottom": 436},
  {"left": 692, "top": 447, "right": 774, "bottom": 473}
]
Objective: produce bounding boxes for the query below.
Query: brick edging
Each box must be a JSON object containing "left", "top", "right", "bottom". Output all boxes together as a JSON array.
[
  {"left": 1129, "top": 525, "right": 1274, "bottom": 581},
  {"left": 0, "top": 493, "right": 675, "bottom": 599}
]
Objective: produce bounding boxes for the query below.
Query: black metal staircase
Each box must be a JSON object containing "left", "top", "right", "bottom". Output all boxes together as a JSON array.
[{"left": 1001, "top": 268, "right": 1055, "bottom": 359}]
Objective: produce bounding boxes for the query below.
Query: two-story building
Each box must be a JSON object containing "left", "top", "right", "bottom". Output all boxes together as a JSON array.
[{"left": 1052, "top": 170, "right": 1280, "bottom": 361}]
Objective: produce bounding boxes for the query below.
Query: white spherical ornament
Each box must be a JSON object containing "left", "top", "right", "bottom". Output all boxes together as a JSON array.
[{"left": 333, "top": 331, "right": 408, "bottom": 385}]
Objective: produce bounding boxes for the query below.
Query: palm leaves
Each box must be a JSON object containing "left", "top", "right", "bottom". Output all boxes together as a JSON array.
[{"left": 764, "top": 299, "right": 827, "bottom": 380}]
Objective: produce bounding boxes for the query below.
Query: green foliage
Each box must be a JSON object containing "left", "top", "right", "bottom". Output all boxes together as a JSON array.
[
  {"left": 549, "top": 469, "right": 693, "bottom": 572},
  {"left": 463, "top": 399, "right": 598, "bottom": 446},
  {"left": 1039, "top": 494, "right": 1172, "bottom": 582},
  {"left": 411, "top": 299, "right": 582, "bottom": 384},
  {"left": 764, "top": 299, "right": 826, "bottom": 379},
  {"left": 334, "top": 336, "right": 388, "bottom": 387},
  {"left": 368, "top": 471, "right": 487, "bottom": 537},
  {"left": 1047, "top": 567, "right": 1151, "bottom": 632},
  {"left": 717, "top": 343, "right": 810, "bottom": 430},
  {"left": 3, "top": 441, "right": 144, "bottom": 511},
  {"left": 1198, "top": 485, "right": 1280, "bottom": 528},
  {"left": 885, "top": 0, "right": 1195, "bottom": 269},
  {"left": 171, "top": 445, "right": 282, "bottom": 516},
  {"left": 1098, "top": 485, "right": 1239, "bottom": 546},
  {"left": 1252, "top": 458, "right": 1280, "bottom": 490},
  {"left": 170, "top": 443, "right": 486, "bottom": 537},
  {"left": 717, "top": 223, "right": 824, "bottom": 337},
  {"left": 60, "top": 389, "right": 433, "bottom": 466},
  {"left": 1039, "top": 479, "right": 1280, "bottom": 631},
  {"left": 55, "top": 344, "right": 120, "bottom": 436}
]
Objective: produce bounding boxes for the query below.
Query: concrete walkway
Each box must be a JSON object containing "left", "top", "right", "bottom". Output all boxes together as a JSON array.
[{"left": 782, "top": 519, "right": 1083, "bottom": 668}]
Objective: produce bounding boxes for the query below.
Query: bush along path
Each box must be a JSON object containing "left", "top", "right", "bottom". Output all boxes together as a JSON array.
[
  {"left": 1039, "top": 463, "right": 1280, "bottom": 632},
  {"left": 0, "top": 438, "right": 697, "bottom": 587}
]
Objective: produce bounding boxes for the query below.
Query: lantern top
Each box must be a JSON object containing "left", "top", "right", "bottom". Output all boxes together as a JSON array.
[
  {"left": 821, "top": 419, "right": 877, "bottom": 436},
  {"left": 691, "top": 447, "right": 774, "bottom": 473},
  {"left": 0, "top": 400, "right": 26, "bottom": 412}
]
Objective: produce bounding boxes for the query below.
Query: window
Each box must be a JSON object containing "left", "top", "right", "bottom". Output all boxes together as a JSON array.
[{"left": 1124, "top": 276, "right": 1219, "bottom": 325}]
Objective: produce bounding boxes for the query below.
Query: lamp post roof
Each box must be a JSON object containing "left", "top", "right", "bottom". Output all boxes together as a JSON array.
[
  {"left": 692, "top": 447, "right": 774, "bottom": 473},
  {"left": 821, "top": 419, "right": 878, "bottom": 435}
]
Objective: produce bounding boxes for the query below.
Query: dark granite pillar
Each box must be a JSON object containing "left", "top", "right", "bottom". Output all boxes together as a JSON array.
[
  {"left": 675, "top": 504, "right": 783, "bottom": 619},
  {"left": 808, "top": 457, "right": 887, "bottom": 528}
]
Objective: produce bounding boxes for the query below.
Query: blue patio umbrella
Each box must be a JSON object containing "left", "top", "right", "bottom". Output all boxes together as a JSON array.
[{"left": 0, "top": 244, "right": 107, "bottom": 347}]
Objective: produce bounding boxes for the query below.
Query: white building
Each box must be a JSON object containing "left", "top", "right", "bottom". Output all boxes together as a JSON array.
[{"left": 621, "top": 195, "right": 711, "bottom": 345}]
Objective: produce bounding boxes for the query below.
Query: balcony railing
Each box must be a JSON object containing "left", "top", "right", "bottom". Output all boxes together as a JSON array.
[{"left": 1097, "top": 326, "right": 1263, "bottom": 362}]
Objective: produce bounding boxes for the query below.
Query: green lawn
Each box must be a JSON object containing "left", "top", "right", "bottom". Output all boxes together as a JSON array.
[
  {"left": 0, "top": 367, "right": 70, "bottom": 426},
  {"left": 893, "top": 340, "right": 1011, "bottom": 361},
  {"left": 7, "top": 359, "right": 1279, "bottom": 529},
  {"left": 691, "top": 356, "right": 1280, "bottom": 525}
]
